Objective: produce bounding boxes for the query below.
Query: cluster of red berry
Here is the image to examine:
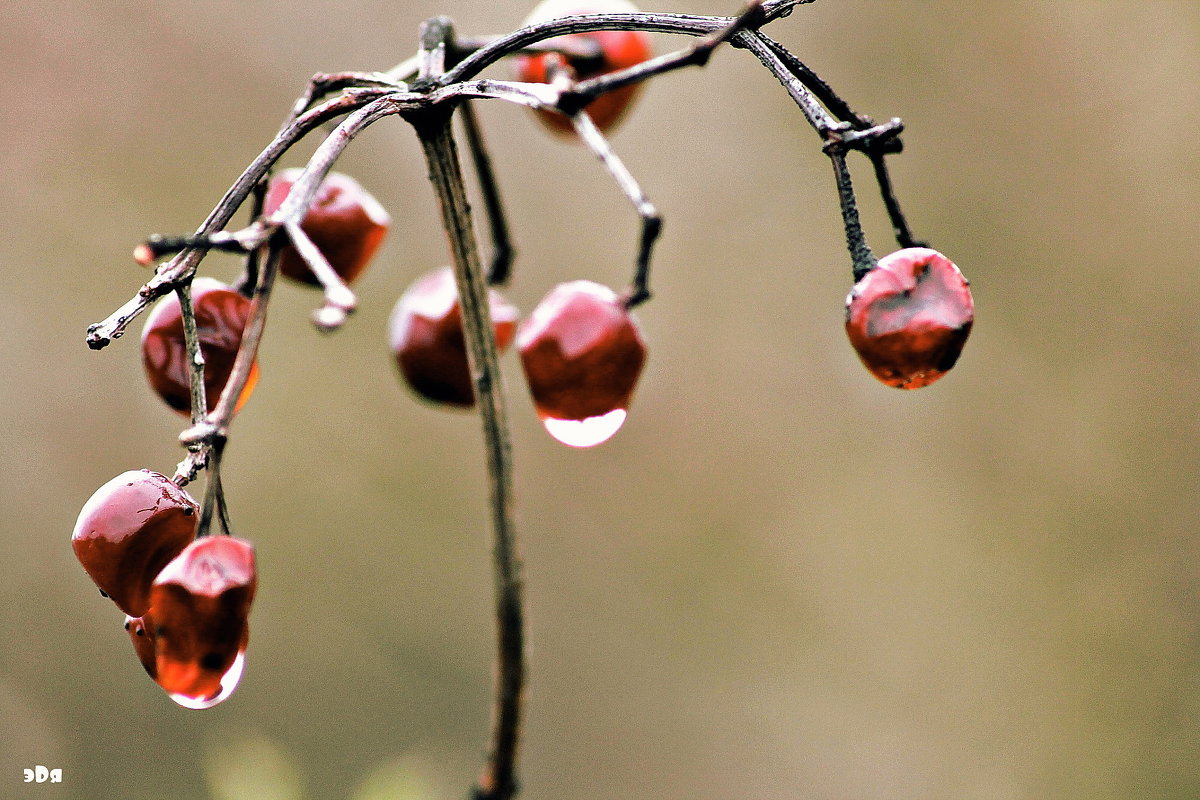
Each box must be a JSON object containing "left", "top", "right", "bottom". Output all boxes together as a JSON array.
[
  {"left": 72, "top": 471, "right": 255, "bottom": 709},
  {"left": 76, "top": 0, "right": 976, "bottom": 712},
  {"left": 74, "top": 11, "right": 653, "bottom": 706},
  {"left": 385, "top": 0, "right": 655, "bottom": 445},
  {"left": 135, "top": 171, "right": 649, "bottom": 451}
]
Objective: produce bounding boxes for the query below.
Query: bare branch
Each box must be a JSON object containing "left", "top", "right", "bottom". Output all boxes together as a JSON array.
[
  {"left": 282, "top": 220, "right": 358, "bottom": 331},
  {"left": 564, "top": 0, "right": 771, "bottom": 111},
  {"left": 459, "top": 100, "right": 516, "bottom": 286},
  {"left": 443, "top": 0, "right": 813, "bottom": 85},
  {"left": 87, "top": 89, "right": 390, "bottom": 349},
  {"left": 570, "top": 111, "right": 661, "bottom": 308},
  {"left": 417, "top": 114, "right": 525, "bottom": 800},
  {"left": 180, "top": 244, "right": 280, "bottom": 447},
  {"left": 175, "top": 281, "right": 208, "bottom": 424}
]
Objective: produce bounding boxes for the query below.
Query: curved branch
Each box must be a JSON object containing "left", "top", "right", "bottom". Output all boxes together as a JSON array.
[
  {"left": 86, "top": 88, "right": 391, "bottom": 349},
  {"left": 443, "top": 0, "right": 811, "bottom": 85}
]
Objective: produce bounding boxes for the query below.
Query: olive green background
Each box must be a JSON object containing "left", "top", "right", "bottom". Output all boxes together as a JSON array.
[{"left": 2, "top": 2, "right": 1198, "bottom": 798}]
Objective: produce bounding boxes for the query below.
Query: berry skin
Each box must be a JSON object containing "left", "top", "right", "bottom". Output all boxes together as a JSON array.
[
  {"left": 124, "top": 614, "right": 157, "bottom": 679},
  {"left": 388, "top": 267, "right": 520, "bottom": 407},
  {"left": 517, "top": 280, "right": 646, "bottom": 444},
  {"left": 844, "top": 247, "right": 974, "bottom": 389},
  {"left": 72, "top": 470, "right": 199, "bottom": 617},
  {"left": 263, "top": 169, "right": 390, "bottom": 286},
  {"left": 149, "top": 536, "right": 256, "bottom": 702},
  {"left": 141, "top": 277, "right": 259, "bottom": 415},
  {"left": 512, "top": 0, "right": 654, "bottom": 136}
]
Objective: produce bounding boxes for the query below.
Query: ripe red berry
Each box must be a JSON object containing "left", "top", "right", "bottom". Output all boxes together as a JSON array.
[
  {"left": 513, "top": 0, "right": 654, "bottom": 136},
  {"left": 149, "top": 536, "right": 256, "bottom": 706},
  {"left": 388, "top": 267, "right": 520, "bottom": 407},
  {"left": 72, "top": 470, "right": 199, "bottom": 617},
  {"left": 141, "top": 277, "right": 259, "bottom": 415},
  {"left": 517, "top": 280, "right": 646, "bottom": 447},
  {"left": 844, "top": 247, "right": 974, "bottom": 389},
  {"left": 263, "top": 169, "right": 390, "bottom": 286}
]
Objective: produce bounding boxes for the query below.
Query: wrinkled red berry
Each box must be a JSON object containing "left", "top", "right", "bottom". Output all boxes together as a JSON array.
[
  {"left": 388, "top": 267, "right": 520, "bottom": 407},
  {"left": 263, "top": 169, "right": 390, "bottom": 286},
  {"left": 844, "top": 247, "right": 974, "bottom": 389},
  {"left": 141, "top": 277, "right": 259, "bottom": 415},
  {"left": 513, "top": 0, "right": 654, "bottom": 136},
  {"left": 149, "top": 536, "right": 256, "bottom": 702},
  {"left": 518, "top": 280, "right": 646, "bottom": 446},
  {"left": 72, "top": 470, "right": 199, "bottom": 617}
]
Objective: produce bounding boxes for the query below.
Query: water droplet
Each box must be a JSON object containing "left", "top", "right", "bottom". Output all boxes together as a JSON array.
[
  {"left": 168, "top": 650, "right": 245, "bottom": 710},
  {"left": 541, "top": 408, "right": 627, "bottom": 448}
]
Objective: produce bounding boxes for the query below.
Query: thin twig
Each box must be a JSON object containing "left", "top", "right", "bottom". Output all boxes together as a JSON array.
[
  {"left": 868, "top": 150, "right": 926, "bottom": 249},
  {"left": 175, "top": 281, "right": 208, "bottom": 424},
  {"left": 443, "top": 0, "right": 813, "bottom": 84},
  {"left": 180, "top": 243, "right": 280, "bottom": 448},
  {"left": 169, "top": 280, "right": 211, "bottom": 487},
  {"left": 829, "top": 151, "right": 876, "bottom": 280},
  {"left": 458, "top": 100, "right": 515, "bottom": 286},
  {"left": 563, "top": 0, "right": 769, "bottom": 112},
  {"left": 453, "top": 34, "right": 604, "bottom": 66},
  {"left": 757, "top": 32, "right": 862, "bottom": 124},
  {"left": 570, "top": 111, "right": 660, "bottom": 308},
  {"left": 285, "top": 72, "right": 406, "bottom": 127},
  {"left": 195, "top": 438, "right": 235, "bottom": 538},
  {"left": 737, "top": 30, "right": 837, "bottom": 135},
  {"left": 235, "top": 177, "right": 269, "bottom": 296},
  {"left": 283, "top": 220, "right": 358, "bottom": 331},
  {"left": 87, "top": 89, "right": 390, "bottom": 349}
]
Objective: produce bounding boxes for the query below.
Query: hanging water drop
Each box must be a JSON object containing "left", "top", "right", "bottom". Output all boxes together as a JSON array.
[
  {"left": 541, "top": 408, "right": 628, "bottom": 448},
  {"left": 168, "top": 650, "right": 246, "bottom": 710}
]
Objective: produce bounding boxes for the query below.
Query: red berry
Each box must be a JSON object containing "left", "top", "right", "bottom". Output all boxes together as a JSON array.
[
  {"left": 517, "top": 280, "right": 646, "bottom": 447},
  {"left": 124, "top": 613, "right": 157, "bottom": 679},
  {"left": 388, "top": 267, "right": 520, "bottom": 407},
  {"left": 141, "top": 277, "right": 259, "bottom": 415},
  {"left": 844, "top": 247, "right": 974, "bottom": 389},
  {"left": 72, "top": 470, "right": 199, "bottom": 617},
  {"left": 263, "top": 169, "right": 390, "bottom": 286},
  {"left": 513, "top": 0, "right": 654, "bottom": 136},
  {"left": 149, "top": 536, "right": 256, "bottom": 704}
]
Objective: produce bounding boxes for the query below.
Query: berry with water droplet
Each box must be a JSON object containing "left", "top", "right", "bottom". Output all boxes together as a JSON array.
[
  {"left": 72, "top": 470, "right": 199, "bottom": 617},
  {"left": 845, "top": 247, "right": 974, "bottom": 389},
  {"left": 517, "top": 280, "right": 646, "bottom": 447},
  {"left": 388, "top": 267, "right": 519, "bottom": 407},
  {"left": 150, "top": 536, "right": 256, "bottom": 708},
  {"left": 512, "top": 0, "right": 654, "bottom": 136},
  {"left": 141, "top": 277, "right": 259, "bottom": 415},
  {"left": 263, "top": 169, "right": 390, "bottom": 286}
]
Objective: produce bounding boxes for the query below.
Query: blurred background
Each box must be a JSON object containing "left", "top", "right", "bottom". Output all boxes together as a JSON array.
[{"left": 2, "top": 1, "right": 1198, "bottom": 798}]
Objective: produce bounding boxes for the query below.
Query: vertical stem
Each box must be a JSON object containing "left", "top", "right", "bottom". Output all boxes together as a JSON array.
[
  {"left": 416, "top": 107, "right": 524, "bottom": 800},
  {"left": 175, "top": 281, "right": 208, "bottom": 424},
  {"left": 196, "top": 438, "right": 227, "bottom": 538},
  {"left": 830, "top": 151, "right": 876, "bottom": 281}
]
